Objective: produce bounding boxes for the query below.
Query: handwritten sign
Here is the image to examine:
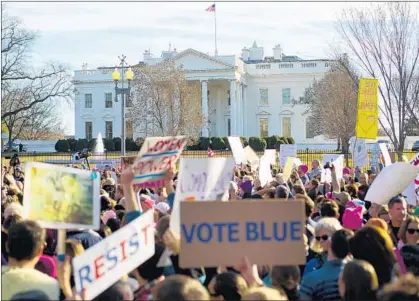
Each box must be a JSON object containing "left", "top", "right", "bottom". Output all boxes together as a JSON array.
[
  {"left": 283, "top": 157, "right": 296, "bottom": 181},
  {"left": 259, "top": 155, "right": 273, "bottom": 187},
  {"left": 322, "top": 154, "right": 344, "bottom": 181},
  {"left": 132, "top": 136, "right": 187, "bottom": 188},
  {"left": 95, "top": 160, "right": 117, "bottom": 170},
  {"left": 356, "top": 78, "right": 379, "bottom": 139},
  {"left": 23, "top": 162, "right": 100, "bottom": 230},
  {"left": 379, "top": 143, "right": 392, "bottom": 167},
  {"left": 264, "top": 149, "right": 277, "bottom": 165},
  {"left": 121, "top": 156, "right": 137, "bottom": 171},
  {"left": 228, "top": 137, "right": 245, "bottom": 164},
  {"left": 170, "top": 158, "right": 235, "bottom": 236},
  {"left": 409, "top": 152, "right": 419, "bottom": 205},
  {"left": 279, "top": 144, "right": 297, "bottom": 168},
  {"left": 179, "top": 200, "right": 306, "bottom": 267},
  {"left": 244, "top": 146, "right": 259, "bottom": 170},
  {"left": 370, "top": 143, "right": 380, "bottom": 169},
  {"left": 350, "top": 137, "right": 368, "bottom": 168},
  {"left": 72, "top": 211, "right": 155, "bottom": 300}
]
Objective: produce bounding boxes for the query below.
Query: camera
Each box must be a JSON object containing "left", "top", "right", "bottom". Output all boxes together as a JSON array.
[
  {"left": 324, "top": 162, "right": 334, "bottom": 169},
  {"left": 74, "top": 148, "right": 92, "bottom": 161}
]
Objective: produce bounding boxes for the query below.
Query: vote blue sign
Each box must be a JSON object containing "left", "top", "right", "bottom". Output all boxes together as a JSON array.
[{"left": 179, "top": 200, "right": 306, "bottom": 268}]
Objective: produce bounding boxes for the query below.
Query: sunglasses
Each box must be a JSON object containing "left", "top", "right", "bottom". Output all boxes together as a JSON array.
[
  {"left": 407, "top": 229, "right": 419, "bottom": 235},
  {"left": 315, "top": 235, "right": 330, "bottom": 241}
]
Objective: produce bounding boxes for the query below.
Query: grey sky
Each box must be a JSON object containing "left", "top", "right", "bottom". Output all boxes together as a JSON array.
[{"left": 5, "top": 1, "right": 367, "bottom": 135}]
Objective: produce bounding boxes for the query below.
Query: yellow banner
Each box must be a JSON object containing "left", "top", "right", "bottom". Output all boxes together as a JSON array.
[{"left": 356, "top": 78, "right": 379, "bottom": 139}]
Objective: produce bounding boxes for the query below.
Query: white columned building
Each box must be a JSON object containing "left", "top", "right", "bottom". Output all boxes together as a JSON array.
[{"left": 73, "top": 42, "right": 333, "bottom": 143}]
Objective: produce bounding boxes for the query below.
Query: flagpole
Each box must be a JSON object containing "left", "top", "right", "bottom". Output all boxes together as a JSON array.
[{"left": 214, "top": 2, "right": 218, "bottom": 56}]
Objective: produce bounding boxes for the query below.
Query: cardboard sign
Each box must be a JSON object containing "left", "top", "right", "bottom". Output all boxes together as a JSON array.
[
  {"left": 23, "top": 162, "right": 100, "bottom": 230},
  {"left": 179, "top": 200, "right": 306, "bottom": 267},
  {"left": 279, "top": 145, "right": 297, "bottom": 168},
  {"left": 72, "top": 211, "right": 155, "bottom": 300},
  {"left": 283, "top": 157, "right": 296, "bottom": 181},
  {"left": 121, "top": 156, "right": 137, "bottom": 171},
  {"left": 350, "top": 137, "right": 368, "bottom": 168},
  {"left": 379, "top": 143, "right": 392, "bottom": 167},
  {"left": 170, "top": 158, "right": 235, "bottom": 236},
  {"left": 132, "top": 136, "right": 187, "bottom": 188},
  {"left": 228, "top": 137, "right": 245, "bottom": 164},
  {"left": 264, "top": 149, "right": 277, "bottom": 165},
  {"left": 244, "top": 146, "right": 259, "bottom": 170},
  {"left": 356, "top": 78, "right": 379, "bottom": 139},
  {"left": 365, "top": 162, "right": 419, "bottom": 205},
  {"left": 322, "top": 154, "right": 344, "bottom": 181},
  {"left": 259, "top": 155, "right": 273, "bottom": 187}
]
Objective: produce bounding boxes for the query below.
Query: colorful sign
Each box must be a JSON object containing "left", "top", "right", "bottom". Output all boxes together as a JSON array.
[
  {"left": 228, "top": 137, "right": 245, "bottom": 165},
  {"left": 350, "top": 137, "right": 368, "bottom": 169},
  {"left": 179, "top": 200, "right": 306, "bottom": 267},
  {"left": 356, "top": 78, "right": 379, "bottom": 139},
  {"left": 23, "top": 162, "right": 100, "bottom": 230},
  {"left": 72, "top": 211, "right": 155, "bottom": 300},
  {"left": 279, "top": 144, "right": 297, "bottom": 168},
  {"left": 370, "top": 143, "right": 380, "bottom": 169},
  {"left": 132, "top": 136, "right": 187, "bottom": 188},
  {"left": 409, "top": 153, "right": 419, "bottom": 205}
]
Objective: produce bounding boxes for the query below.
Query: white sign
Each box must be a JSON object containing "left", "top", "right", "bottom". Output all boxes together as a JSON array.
[
  {"left": 279, "top": 144, "right": 297, "bottom": 168},
  {"left": 349, "top": 137, "right": 368, "bottom": 169},
  {"left": 264, "top": 149, "right": 277, "bottom": 165},
  {"left": 244, "top": 146, "right": 259, "bottom": 170},
  {"left": 228, "top": 137, "right": 245, "bottom": 165},
  {"left": 409, "top": 152, "right": 419, "bottom": 204},
  {"left": 322, "top": 154, "right": 344, "bottom": 181},
  {"left": 95, "top": 160, "right": 116, "bottom": 170},
  {"left": 72, "top": 211, "right": 155, "bottom": 300},
  {"left": 259, "top": 155, "right": 273, "bottom": 187},
  {"left": 321, "top": 169, "right": 332, "bottom": 183},
  {"left": 379, "top": 143, "right": 392, "bottom": 167}
]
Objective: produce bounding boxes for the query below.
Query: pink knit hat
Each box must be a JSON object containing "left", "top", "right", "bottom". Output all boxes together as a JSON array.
[
  {"left": 343, "top": 167, "right": 351, "bottom": 175},
  {"left": 299, "top": 164, "right": 309, "bottom": 174},
  {"left": 343, "top": 206, "right": 363, "bottom": 230},
  {"left": 102, "top": 210, "right": 117, "bottom": 225}
]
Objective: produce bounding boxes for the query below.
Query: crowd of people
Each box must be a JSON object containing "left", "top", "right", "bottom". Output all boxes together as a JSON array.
[{"left": 1, "top": 156, "right": 419, "bottom": 300}]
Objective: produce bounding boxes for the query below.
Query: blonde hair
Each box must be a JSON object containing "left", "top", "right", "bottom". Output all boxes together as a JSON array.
[
  {"left": 398, "top": 215, "right": 419, "bottom": 244},
  {"left": 310, "top": 217, "right": 342, "bottom": 253},
  {"left": 377, "top": 205, "right": 389, "bottom": 218},
  {"left": 243, "top": 175, "right": 254, "bottom": 182},
  {"left": 243, "top": 287, "right": 288, "bottom": 300}
]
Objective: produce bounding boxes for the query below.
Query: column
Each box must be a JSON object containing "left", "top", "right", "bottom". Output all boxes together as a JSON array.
[
  {"left": 242, "top": 85, "right": 246, "bottom": 136},
  {"left": 201, "top": 80, "right": 209, "bottom": 137},
  {"left": 230, "top": 80, "right": 237, "bottom": 136},
  {"left": 237, "top": 83, "right": 242, "bottom": 136}
]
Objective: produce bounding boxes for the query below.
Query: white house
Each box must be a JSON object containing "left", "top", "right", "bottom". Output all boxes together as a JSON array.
[{"left": 73, "top": 42, "right": 332, "bottom": 143}]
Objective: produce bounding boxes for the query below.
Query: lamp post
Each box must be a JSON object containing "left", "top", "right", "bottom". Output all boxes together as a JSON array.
[{"left": 112, "top": 55, "right": 134, "bottom": 156}]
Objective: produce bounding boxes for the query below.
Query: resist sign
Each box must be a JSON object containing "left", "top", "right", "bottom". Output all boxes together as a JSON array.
[
  {"left": 72, "top": 211, "right": 155, "bottom": 300},
  {"left": 179, "top": 200, "right": 306, "bottom": 268}
]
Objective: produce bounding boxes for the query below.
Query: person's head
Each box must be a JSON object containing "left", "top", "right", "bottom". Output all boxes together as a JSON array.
[
  {"left": 271, "top": 265, "right": 300, "bottom": 296},
  {"left": 275, "top": 185, "right": 290, "bottom": 199},
  {"left": 208, "top": 272, "right": 248, "bottom": 300},
  {"left": 115, "top": 184, "right": 124, "bottom": 201},
  {"left": 333, "top": 191, "right": 351, "bottom": 206},
  {"left": 93, "top": 280, "right": 133, "bottom": 301},
  {"left": 312, "top": 160, "right": 320, "bottom": 169},
  {"left": 320, "top": 201, "right": 340, "bottom": 219},
  {"left": 309, "top": 179, "right": 319, "bottom": 190},
  {"left": 338, "top": 259, "right": 379, "bottom": 300},
  {"left": 366, "top": 218, "right": 389, "bottom": 232},
  {"left": 388, "top": 196, "right": 407, "bottom": 225},
  {"left": 330, "top": 229, "right": 354, "bottom": 260},
  {"left": 345, "top": 184, "right": 358, "bottom": 199},
  {"left": 378, "top": 205, "right": 390, "bottom": 222},
  {"left": 2, "top": 214, "right": 23, "bottom": 233},
  {"left": 243, "top": 287, "right": 288, "bottom": 300},
  {"left": 106, "top": 218, "right": 121, "bottom": 233},
  {"left": 292, "top": 184, "right": 305, "bottom": 196},
  {"left": 275, "top": 173, "right": 285, "bottom": 185},
  {"left": 7, "top": 220, "right": 46, "bottom": 266},
  {"left": 311, "top": 217, "right": 343, "bottom": 254},
  {"left": 136, "top": 241, "right": 165, "bottom": 284},
  {"left": 349, "top": 226, "right": 397, "bottom": 286},
  {"left": 359, "top": 173, "right": 368, "bottom": 186},
  {"left": 100, "top": 195, "right": 112, "bottom": 212},
  {"left": 65, "top": 239, "right": 84, "bottom": 260},
  {"left": 298, "top": 164, "right": 308, "bottom": 176},
  {"left": 357, "top": 184, "right": 369, "bottom": 201},
  {"left": 369, "top": 203, "right": 381, "bottom": 218},
  {"left": 368, "top": 174, "right": 376, "bottom": 185},
  {"left": 398, "top": 215, "right": 419, "bottom": 245},
  {"left": 377, "top": 273, "right": 419, "bottom": 301},
  {"left": 295, "top": 194, "right": 314, "bottom": 220},
  {"left": 139, "top": 194, "right": 155, "bottom": 212},
  {"left": 153, "top": 275, "right": 210, "bottom": 301}
]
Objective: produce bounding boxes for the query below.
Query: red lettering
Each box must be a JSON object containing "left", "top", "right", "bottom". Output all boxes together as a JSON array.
[
  {"left": 94, "top": 255, "right": 105, "bottom": 279},
  {"left": 141, "top": 224, "right": 153, "bottom": 245},
  {"left": 120, "top": 240, "right": 127, "bottom": 261}
]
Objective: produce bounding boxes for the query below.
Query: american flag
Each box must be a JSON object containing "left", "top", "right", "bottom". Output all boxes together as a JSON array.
[
  {"left": 208, "top": 147, "right": 215, "bottom": 158},
  {"left": 206, "top": 3, "right": 215, "bottom": 12}
]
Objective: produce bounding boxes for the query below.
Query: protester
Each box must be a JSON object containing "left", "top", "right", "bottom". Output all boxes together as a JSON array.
[
  {"left": 388, "top": 196, "right": 408, "bottom": 245},
  {"left": 208, "top": 272, "right": 248, "bottom": 300},
  {"left": 271, "top": 266, "right": 300, "bottom": 300}
]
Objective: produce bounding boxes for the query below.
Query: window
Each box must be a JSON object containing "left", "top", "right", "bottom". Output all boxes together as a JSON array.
[
  {"left": 282, "top": 88, "right": 291, "bottom": 105},
  {"left": 256, "top": 64, "right": 271, "bottom": 69},
  {"left": 105, "top": 121, "right": 113, "bottom": 139},
  {"left": 125, "top": 94, "right": 133, "bottom": 108},
  {"left": 227, "top": 118, "right": 231, "bottom": 136},
  {"left": 227, "top": 90, "right": 231, "bottom": 106},
  {"left": 259, "top": 117, "right": 269, "bottom": 137},
  {"left": 126, "top": 120, "right": 133, "bottom": 138},
  {"left": 282, "top": 117, "right": 291, "bottom": 137},
  {"left": 301, "top": 62, "right": 317, "bottom": 68},
  {"left": 207, "top": 90, "right": 210, "bottom": 98},
  {"left": 84, "top": 94, "right": 92, "bottom": 108},
  {"left": 278, "top": 63, "right": 293, "bottom": 68},
  {"left": 85, "top": 122, "right": 92, "bottom": 140},
  {"left": 259, "top": 88, "right": 268, "bottom": 106},
  {"left": 105, "top": 93, "right": 113, "bottom": 108}
]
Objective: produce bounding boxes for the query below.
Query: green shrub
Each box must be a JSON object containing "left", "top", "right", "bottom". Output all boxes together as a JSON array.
[
  {"left": 286, "top": 137, "right": 295, "bottom": 144},
  {"left": 104, "top": 139, "right": 115, "bottom": 152},
  {"left": 249, "top": 137, "right": 266, "bottom": 151},
  {"left": 76, "top": 139, "right": 89, "bottom": 151},
  {"left": 211, "top": 137, "right": 225, "bottom": 150},
  {"left": 55, "top": 139, "right": 70, "bottom": 152},
  {"left": 67, "top": 138, "right": 77, "bottom": 152},
  {"left": 135, "top": 137, "right": 145, "bottom": 150},
  {"left": 88, "top": 138, "right": 97, "bottom": 151},
  {"left": 240, "top": 137, "right": 249, "bottom": 147},
  {"left": 198, "top": 137, "right": 211, "bottom": 150},
  {"left": 262, "top": 137, "right": 269, "bottom": 149},
  {"left": 126, "top": 138, "right": 138, "bottom": 151},
  {"left": 186, "top": 137, "right": 200, "bottom": 150},
  {"left": 280, "top": 137, "right": 288, "bottom": 144},
  {"left": 113, "top": 137, "right": 122, "bottom": 151},
  {"left": 268, "top": 135, "right": 282, "bottom": 149},
  {"left": 223, "top": 137, "right": 230, "bottom": 149}
]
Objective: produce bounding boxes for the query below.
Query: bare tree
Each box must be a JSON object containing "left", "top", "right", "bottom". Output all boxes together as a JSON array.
[
  {"left": 337, "top": 2, "right": 419, "bottom": 159},
  {"left": 296, "top": 58, "right": 359, "bottom": 154},
  {"left": 130, "top": 60, "right": 203, "bottom": 138},
  {"left": 1, "top": 6, "right": 72, "bottom": 146}
]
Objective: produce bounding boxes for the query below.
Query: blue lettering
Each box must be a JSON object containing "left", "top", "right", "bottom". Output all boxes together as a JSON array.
[
  {"left": 197, "top": 223, "right": 212, "bottom": 243},
  {"left": 228, "top": 222, "right": 240, "bottom": 242},
  {"left": 213, "top": 223, "right": 227, "bottom": 242},
  {"left": 290, "top": 221, "right": 302, "bottom": 241},
  {"left": 78, "top": 265, "right": 92, "bottom": 290},
  {"left": 246, "top": 222, "right": 258, "bottom": 241},
  {"left": 260, "top": 222, "right": 272, "bottom": 241},
  {"left": 128, "top": 232, "right": 140, "bottom": 255},
  {"left": 273, "top": 222, "right": 287, "bottom": 242},
  {"left": 106, "top": 247, "right": 118, "bottom": 270},
  {"left": 182, "top": 223, "right": 196, "bottom": 244}
]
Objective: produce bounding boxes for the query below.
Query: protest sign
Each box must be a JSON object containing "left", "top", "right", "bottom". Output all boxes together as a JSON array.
[
  {"left": 282, "top": 157, "right": 296, "bottom": 182},
  {"left": 379, "top": 143, "right": 392, "bottom": 167},
  {"left": 279, "top": 144, "right": 297, "bottom": 168},
  {"left": 370, "top": 143, "right": 380, "bottom": 169},
  {"left": 365, "top": 162, "right": 419, "bottom": 205},
  {"left": 121, "top": 156, "right": 137, "bottom": 171},
  {"left": 264, "top": 149, "right": 276, "bottom": 165},
  {"left": 244, "top": 146, "right": 259, "bottom": 170},
  {"left": 132, "top": 136, "right": 187, "bottom": 188},
  {"left": 259, "top": 155, "right": 273, "bottom": 187},
  {"left": 179, "top": 200, "right": 306, "bottom": 267},
  {"left": 322, "top": 154, "right": 344, "bottom": 180},
  {"left": 409, "top": 152, "right": 419, "bottom": 204},
  {"left": 170, "top": 158, "right": 235, "bottom": 236},
  {"left": 72, "top": 211, "right": 155, "bottom": 300},
  {"left": 228, "top": 137, "right": 245, "bottom": 164},
  {"left": 349, "top": 137, "right": 368, "bottom": 168},
  {"left": 95, "top": 160, "right": 116, "bottom": 170},
  {"left": 356, "top": 78, "right": 379, "bottom": 139},
  {"left": 23, "top": 162, "right": 100, "bottom": 230},
  {"left": 321, "top": 168, "right": 332, "bottom": 183}
]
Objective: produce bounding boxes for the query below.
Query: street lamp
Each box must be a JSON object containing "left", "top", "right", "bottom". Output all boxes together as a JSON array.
[{"left": 112, "top": 55, "right": 134, "bottom": 156}]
